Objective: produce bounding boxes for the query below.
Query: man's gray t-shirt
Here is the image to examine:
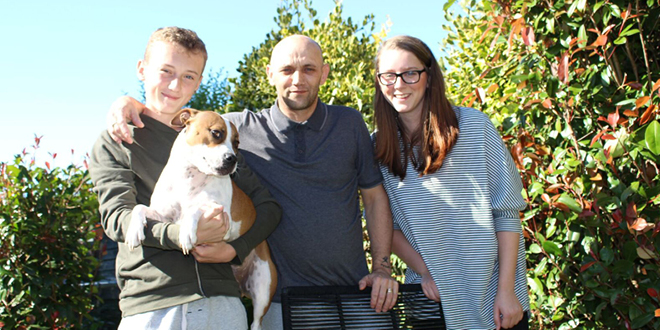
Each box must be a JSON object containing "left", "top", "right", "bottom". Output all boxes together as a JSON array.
[{"left": 225, "top": 100, "right": 383, "bottom": 302}]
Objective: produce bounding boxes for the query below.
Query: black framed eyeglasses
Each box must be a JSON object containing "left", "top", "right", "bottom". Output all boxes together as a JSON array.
[{"left": 377, "top": 69, "right": 426, "bottom": 86}]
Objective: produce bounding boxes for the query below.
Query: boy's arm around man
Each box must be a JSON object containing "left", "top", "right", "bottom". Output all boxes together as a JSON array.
[{"left": 90, "top": 117, "right": 281, "bottom": 257}]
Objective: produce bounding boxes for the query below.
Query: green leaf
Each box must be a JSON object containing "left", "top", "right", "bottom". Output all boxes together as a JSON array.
[
  {"left": 623, "top": 241, "right": 638, "bottom": 260},
  {"left": 630, "top": 311, "right": 654, "bottom": 329},
  {"left": 594, "top": 1, "right": 605, "bottom": 12},
  {"left": 567, "top": 0, "right": 579, "bottom": 17},
  {"left": 557, "top": 194, "right": 583, "bottom": 213},
  {"left": 578, "top": 25, "right": 587, "bottom": 48},
  {"left": 644, "top": 120, "right": 660, "bottom": 155},
  {"left": 443, "top": 0, "right": 457, "bottom": 11},
  {"left": 530, "top": 243, "right": 543, "bottom": 254},
  {"left": 543, "top": 241, "right": 563, "bottom": 257},
  {"left": 534, "top": 258, "right": 548, "bottom": 276},
  {"left": 600, "top": 247, "right": 614, "bottom": 265},
  {"left": 528, "top": 276, "right": 544, "bottom": 296}
]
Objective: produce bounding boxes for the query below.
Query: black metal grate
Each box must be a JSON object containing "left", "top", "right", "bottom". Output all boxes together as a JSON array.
[{"left": 282, "top": 284, "right": 446, "bottom": 329}]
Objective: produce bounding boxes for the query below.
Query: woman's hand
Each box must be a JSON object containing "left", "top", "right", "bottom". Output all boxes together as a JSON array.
[
  {"left": 421, "top": 272, "right": 440, "bottom": 302},
  {"left": 493, "top": 289, "right": 523, "bottom": 329}
]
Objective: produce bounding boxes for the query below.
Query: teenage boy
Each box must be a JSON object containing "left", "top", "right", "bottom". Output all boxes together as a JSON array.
[{"left": 89, "top": 27, "right": 281, "bottom": 330}]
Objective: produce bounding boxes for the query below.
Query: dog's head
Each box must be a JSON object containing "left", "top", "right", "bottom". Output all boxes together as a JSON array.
[{"left": 171, "top": 108, "right": 240, "bottom": 176}]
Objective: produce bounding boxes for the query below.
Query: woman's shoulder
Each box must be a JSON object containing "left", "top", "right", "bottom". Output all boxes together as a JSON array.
[{"left": 452, "top": 105, "right": 490, "bottom": 124}]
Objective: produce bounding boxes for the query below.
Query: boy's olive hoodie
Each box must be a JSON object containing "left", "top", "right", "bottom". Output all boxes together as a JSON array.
[{"left": 90, "top": 115, "right": 281, "bottom": 317}]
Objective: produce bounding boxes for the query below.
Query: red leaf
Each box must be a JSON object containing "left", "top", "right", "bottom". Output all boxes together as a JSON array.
[
  {"left": 636, "top": 96, "right": 650, "bottom": 108},
  {"left": 601, "top": 134, "right": 616, "bottom": 140},
  {"left": 592, "top": 34, "right": 608, "bottom": 47},
  {"left": 510, "top": 143, "right": 524, "bottom": 170},
  {"left": 639, "top": 104, "right": 656, "bottom": 125},
  {"left": 590, "top": 129, "right": 606, "bottom": 147},
  {"left": 522, "top": 26, "right": 535, "bottom": 46},
  {"left": 623, "top": 109, "right": 638, "bottom": 117},
  {"left": 579, "top": 210, "right": 596, "bottom": 218},
  {"left": 612, "top": 209, "right": 624, "bottom": 223},
  {"left": 476, "top": 87, "right": 486, "bottom": 103},
  {"left": 541, "top": 193, "right": 551, "bottom": 204},
  {"left": 653, "top": 79, "right": 660, "bottom": 93},
  {"left": 542, "top": 99, "right": 552, "bottom": 109},
  {"left": 607, "top": 109, "right": 620, "bottom": 128},
  {"left": 655, "top": 309, "right": 660, "bottom": 317},
  {"left": 546, "top": 184, "right": 563, "bottom": 194},
  {"left": 45, "top": 162, "right": 50, "bottom": 171},
  {"left": 626, "top": 203, "right": 638, "bottom": 221},
  {"left": 580, "top": 261, "right": 597, "bottom": 272},
  {"left": 557, "top": 52, "right": 570, "bottom": 84},
  {"left": 554, "top": 202, "right": 570, "bottom": 212},
  {"left": 627, "top": 217, "right": 648, "bottom": 233},
  {"left": 648, "top": 288, "right": 658, "bottom": 298}
]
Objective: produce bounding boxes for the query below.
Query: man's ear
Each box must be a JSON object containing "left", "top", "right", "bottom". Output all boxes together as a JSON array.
[
  {"left": 266, "top": 65, "right": 275, "bottom": 86},
  {"left": 171, "top": 108, "right": 199, "bottom": 127},
  {"left": 137, "top": 59, "right": 146, "bottom": 81},
  {"left": 320, "top": 63, "right": 330, "bottom": 85}
]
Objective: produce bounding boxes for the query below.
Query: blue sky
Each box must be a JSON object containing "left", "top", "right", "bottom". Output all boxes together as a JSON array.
[{"left": 1, "top": 0, "right": 449, "bottom": 168}]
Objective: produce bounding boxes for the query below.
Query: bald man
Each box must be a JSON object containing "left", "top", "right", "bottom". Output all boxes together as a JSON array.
[{"left": 107, "top": 35, "right": 399, "bottom": 330}]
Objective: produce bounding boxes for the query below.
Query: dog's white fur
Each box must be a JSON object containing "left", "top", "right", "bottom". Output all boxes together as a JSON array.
[{"left": 126, "top": 109, "right": 276, "bottom": 330}]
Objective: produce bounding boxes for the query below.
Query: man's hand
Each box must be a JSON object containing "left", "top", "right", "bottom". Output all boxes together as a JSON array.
[
  {"left": 192, "top": 241, "right": 237, "bottom": 263},
  {"left": 107, "top": 96, "right": 145, "bottom": 144},
  {"left": 358, "top": 268, "right": 399, "bottom": 313},
  {"left": 493, "top": 289, "right": 523, "bottom": 329},
  {"left": 195, "top": 204, "right": 230, "bottom": 244},
  {"left": 421, "top": 272, "right": 440, "bottom": 302}
]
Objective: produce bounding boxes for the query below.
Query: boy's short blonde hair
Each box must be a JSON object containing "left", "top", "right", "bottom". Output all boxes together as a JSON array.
[{"left": 145, "top": 27, "right": 208, "bottom": 70}]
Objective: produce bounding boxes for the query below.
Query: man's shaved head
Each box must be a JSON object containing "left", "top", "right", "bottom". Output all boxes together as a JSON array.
[
  {"left": 270, "top": 35, "right": 324, "bottom": 66},
  {"left": 266, "top": 35, "right": 330, "bottom": 122}
]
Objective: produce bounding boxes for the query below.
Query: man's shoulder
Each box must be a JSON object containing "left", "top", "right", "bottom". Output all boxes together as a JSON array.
[
  {"left": 324, "top": 103, "right": 365, "bottom": 124},
  {"left": 224, "top": 109, "right": 270, "bottom": 127}
]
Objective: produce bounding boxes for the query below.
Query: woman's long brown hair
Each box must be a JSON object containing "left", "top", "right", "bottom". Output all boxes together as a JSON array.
[{"left": 373, "top": 35, "right": 459, "bottom": 180}]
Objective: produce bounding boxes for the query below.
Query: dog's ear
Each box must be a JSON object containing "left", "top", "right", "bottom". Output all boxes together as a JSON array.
[
  {"left": 171, "top": 108, "right": 199, "bottom": 128},
  {"left": 229, "top": 122, "right": 240, "bottom": 152}
]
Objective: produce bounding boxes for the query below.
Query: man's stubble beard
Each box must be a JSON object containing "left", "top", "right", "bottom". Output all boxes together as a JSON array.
[{"left": 282, "top": 85, "right": 320, "bottom": 112}]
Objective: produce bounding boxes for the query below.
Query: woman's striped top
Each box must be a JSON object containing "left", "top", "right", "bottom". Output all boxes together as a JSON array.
[{"left": 378, "top": 106, "right": 530, "bottom": 329}]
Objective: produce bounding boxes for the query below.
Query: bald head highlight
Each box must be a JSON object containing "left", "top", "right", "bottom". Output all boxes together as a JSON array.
[{"left": 270, "top": 35, "right": 324, "bottom": 66}]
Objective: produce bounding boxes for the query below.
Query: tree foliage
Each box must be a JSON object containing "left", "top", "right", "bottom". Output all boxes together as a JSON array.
[
  {"left": 227, "top": 0, "right": 387, "bottom": 129},
  {"left": 0, "top": 138, "right": 103, "bottom": 329},
  {"left": 186, "top": 69, "right": 231, "bottom": 111},
  {"left": 442, "top": 0, "right": 660, "bottom": 328}
]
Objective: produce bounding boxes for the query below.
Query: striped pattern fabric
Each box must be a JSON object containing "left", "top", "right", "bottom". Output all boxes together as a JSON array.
[{"left": 379, "top": 106, "right": 530, "bottom": 329}]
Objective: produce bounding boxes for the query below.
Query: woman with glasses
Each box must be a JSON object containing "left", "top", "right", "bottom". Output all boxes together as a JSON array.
[{"left": 372, "top": 35, "right": 530, "bottom": 329}]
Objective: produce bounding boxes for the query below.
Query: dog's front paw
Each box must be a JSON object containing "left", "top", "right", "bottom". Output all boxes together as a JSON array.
[
  {"left": 127, "top": 206, "right": 148, "bottom": 250},
  {"left": 179, "top": 221, "right": 197, "bottom": 255}
]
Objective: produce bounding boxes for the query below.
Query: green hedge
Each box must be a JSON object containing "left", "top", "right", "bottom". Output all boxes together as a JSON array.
[
  {"left": 0, "top": 143, "right": 103, "bottom": 329},
  {"left": 441, "top": 0, "right": 660, "bottom": 328}
]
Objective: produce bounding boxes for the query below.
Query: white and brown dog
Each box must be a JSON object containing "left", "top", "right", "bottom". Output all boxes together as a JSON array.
[{"left": 126, "top": 108, "right": 277, "bottom": 330}]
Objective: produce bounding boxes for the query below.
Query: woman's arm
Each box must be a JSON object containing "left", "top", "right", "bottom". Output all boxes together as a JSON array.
[{"left": 392, "top": 230, "right": 439, "bottom": 302}]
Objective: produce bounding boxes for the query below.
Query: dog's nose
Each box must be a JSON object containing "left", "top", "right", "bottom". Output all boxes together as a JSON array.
[{"left": 223, "top": 153, "right": 236, "bottom": 164}]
